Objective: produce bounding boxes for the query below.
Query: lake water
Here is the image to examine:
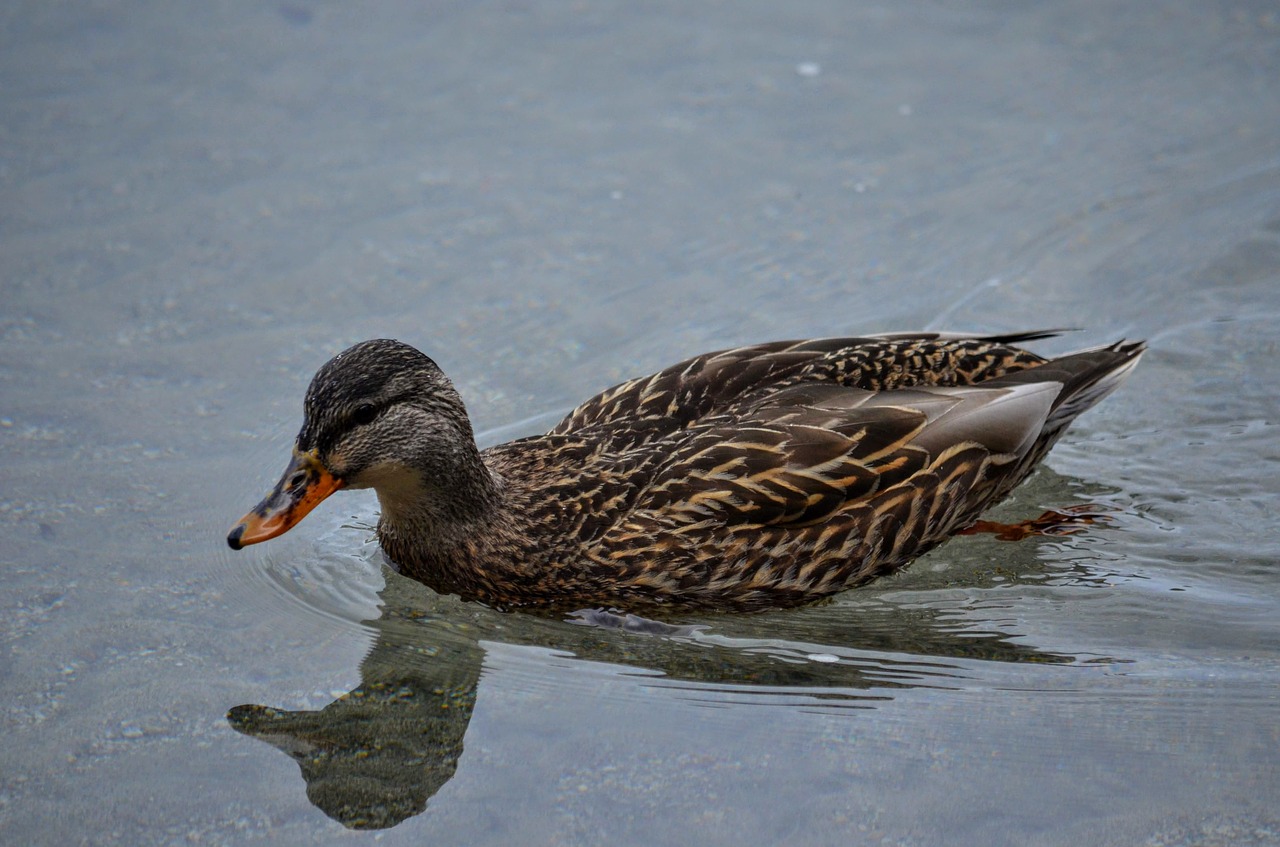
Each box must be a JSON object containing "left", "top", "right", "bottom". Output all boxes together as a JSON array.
[{"left": 3, "top": 2, "right": 1279, "bottom": 845}]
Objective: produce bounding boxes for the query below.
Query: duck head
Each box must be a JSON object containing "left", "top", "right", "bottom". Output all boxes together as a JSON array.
[{"left": 227, "top": 339, "right": 485, "bottom": 550}]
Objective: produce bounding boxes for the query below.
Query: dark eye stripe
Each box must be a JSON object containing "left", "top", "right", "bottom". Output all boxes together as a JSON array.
[{"left": 352, "top": 403, "right": 379, "bottom": 425}]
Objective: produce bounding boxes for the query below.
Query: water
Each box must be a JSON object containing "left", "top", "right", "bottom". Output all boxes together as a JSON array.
[{"left": 3, "top": 2, "right": 1279, "bottom": 844}]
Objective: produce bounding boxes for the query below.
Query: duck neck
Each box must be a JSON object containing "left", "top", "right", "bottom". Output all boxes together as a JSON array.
[
  {"left": 371, "top": 445, "right": 529, "bottom": 596},
  {"left": 374, "top": 447, "right": 505, "bottom": 547}
]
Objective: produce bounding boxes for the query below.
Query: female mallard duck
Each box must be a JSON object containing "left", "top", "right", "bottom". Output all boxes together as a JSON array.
[{"left": 228, "top": 332, "right": 1143, "bottom": 612}]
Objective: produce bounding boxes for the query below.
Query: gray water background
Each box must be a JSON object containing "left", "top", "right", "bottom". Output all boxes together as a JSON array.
[{"left": 3, "top": 2, "right": 1279, "bottom": 844}]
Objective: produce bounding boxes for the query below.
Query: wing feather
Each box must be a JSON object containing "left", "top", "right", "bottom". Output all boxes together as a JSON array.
[
  {"left": 625, "top": 377, "right": 1064, "bottom": 532},
  {"left": 549, "top": 334, "right": 1049, "bottom": 439}
]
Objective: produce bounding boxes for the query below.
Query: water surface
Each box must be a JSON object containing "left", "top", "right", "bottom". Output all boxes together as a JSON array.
[{"left": 3, "top": 2, "right": 1279, "bottom": 845}]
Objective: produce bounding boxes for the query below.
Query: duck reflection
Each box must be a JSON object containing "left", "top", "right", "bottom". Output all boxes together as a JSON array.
[
  {"left": 227, "top": 589, "right": 482, "bottom": 830},
  {"left": 228, "top": 554, "right": 1083, "bottom": 830}
]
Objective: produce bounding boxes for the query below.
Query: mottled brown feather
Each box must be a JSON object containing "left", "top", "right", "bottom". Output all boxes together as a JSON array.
[{"left": 249, "top": 332, "right": 1144, "bottom": 612}]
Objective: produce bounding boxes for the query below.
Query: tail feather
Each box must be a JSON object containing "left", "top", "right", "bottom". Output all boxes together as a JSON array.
[
  {"left": 985, "top": 340, "right": 1146, "bottom": 423},
  {"left": 981, "top": 339, "right": 1145, "bottom": 501}
]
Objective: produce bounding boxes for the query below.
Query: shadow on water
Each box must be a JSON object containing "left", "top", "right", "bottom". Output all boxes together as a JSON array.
[
  {"left": 227, "top": 582, "right": 1059, "bottom": 829},
  {"left": 227, "top": 465, "right": 1141, "bottom": 829},
  {"left": 227, "top": 467, "right": 1133, "bottom": 830}
]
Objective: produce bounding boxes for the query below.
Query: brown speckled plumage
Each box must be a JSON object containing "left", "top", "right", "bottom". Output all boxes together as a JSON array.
[{"left": 230, "top": 331, "right": 1144, "bottom": 612}]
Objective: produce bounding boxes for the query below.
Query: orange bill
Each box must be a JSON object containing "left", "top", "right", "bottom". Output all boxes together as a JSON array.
[{"left": 227, "top": 448, "right": 344, "bottom": 549}]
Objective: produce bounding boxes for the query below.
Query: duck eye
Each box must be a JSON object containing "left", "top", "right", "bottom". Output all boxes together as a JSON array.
[{"left": 351, "top": 403, "right": 379, "bottom": 426}]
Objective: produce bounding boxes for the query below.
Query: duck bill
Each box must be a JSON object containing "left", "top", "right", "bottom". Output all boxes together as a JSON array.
[{"left": 227, "top": 449, "right": 344, "bottom": 550}]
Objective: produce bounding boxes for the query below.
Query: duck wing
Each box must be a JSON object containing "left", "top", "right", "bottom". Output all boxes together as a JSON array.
[
  {"left": 633, "top": 379, "right": 1061, "bottom": 530},
  {"left": 549, "top": 332, "right": 1055, "bottom": 444}
]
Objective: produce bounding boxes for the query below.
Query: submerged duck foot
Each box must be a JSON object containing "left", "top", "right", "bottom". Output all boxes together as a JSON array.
[
  {"left": 567, "top": 608, "right": 707, "bottom": 637},
  {"left": 960, "top": 504, "right": 1118, "bottom": 542}
]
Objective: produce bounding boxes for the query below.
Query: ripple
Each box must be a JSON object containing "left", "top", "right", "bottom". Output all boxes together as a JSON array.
[
  {"left": 216, "top": 495, "right": 386, "bottom": 640},
  {"left": 474, "top": 409, "right": 567, "bottom": 448}
]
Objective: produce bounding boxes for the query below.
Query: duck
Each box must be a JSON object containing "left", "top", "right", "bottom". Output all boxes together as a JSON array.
[{"left": 228, "top": 331, "right": 1144, "bottom": 612}]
